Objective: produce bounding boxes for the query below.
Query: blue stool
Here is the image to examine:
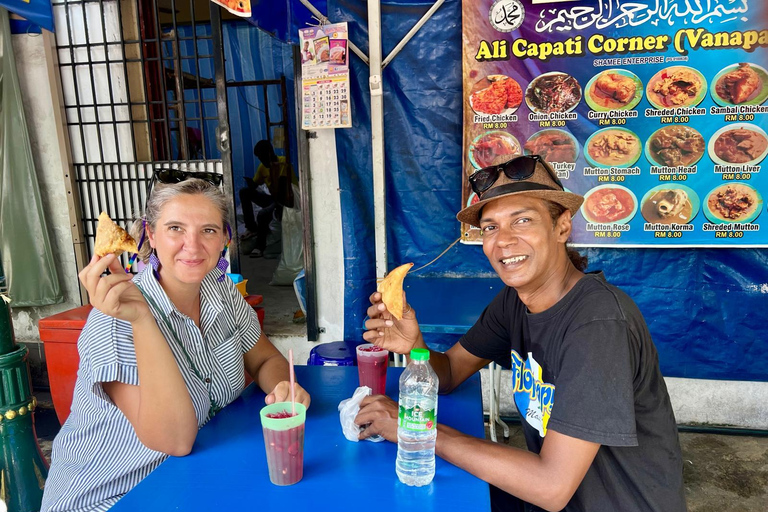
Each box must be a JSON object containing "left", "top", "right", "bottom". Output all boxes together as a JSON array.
[{"left": 307, "top": 341, "right": 361, "bottom": 366}]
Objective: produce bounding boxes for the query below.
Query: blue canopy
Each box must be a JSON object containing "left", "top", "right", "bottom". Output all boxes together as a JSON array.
[{"left": 1, "top": 0, "right": 53, "bottom": 32}]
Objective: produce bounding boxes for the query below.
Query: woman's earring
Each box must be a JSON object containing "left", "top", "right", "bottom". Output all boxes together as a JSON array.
[
  {"left": 216, "top": 223, "right": 232, "bottom": 282},
  {"left": 149, "top": 250, "right": 161, "bottom": 280},
  {"left": 216, "top": 252, "right": 229, "bottom": 282}
]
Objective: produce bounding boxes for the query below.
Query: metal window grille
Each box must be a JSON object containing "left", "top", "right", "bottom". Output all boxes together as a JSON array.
[{"left": 52, "top": 0, "right": 229, "bottom": 263}]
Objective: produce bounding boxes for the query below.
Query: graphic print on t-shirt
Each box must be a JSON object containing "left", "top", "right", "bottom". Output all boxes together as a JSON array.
[{"left": 510, "top": 351, "right": 555, "bottom": 437}]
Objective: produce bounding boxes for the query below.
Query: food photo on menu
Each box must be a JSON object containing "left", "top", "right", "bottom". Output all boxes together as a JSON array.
[
  {"left": 525, "top": 72, "right": 581, "bottom": 113},
  {"left": 709, "top": 124, "right": 768, "bottom": 165},
  {"left": 705, "top": 183, "right": 763, "bottom": 224},
  {"left": 469, "top": 74, "right": 524, "bottom": 115},
  {"left": 469, "top": 131, "right": 521, "bottom": 168},
  {"left": 585, "top": 128, "right": 642, "bottom": 168},
  {"left": 646, "top": 66, "right": 707, "bottom": 109},
  {"left": 641, "top": 185, "right": 699, "bottom": 225},
  {"left": 581, "top": 185, "right": 638, "bottom": 225},
  {"left": 712, "top": 62, "right": 768, "bottom": 106},
  {"left": 645, "top": 126, "right": 706, "bottom": 168},
  {"left": 585, "top": 69, "right": 643, "bottom": 111},
  {"left": 524, "top": 129, "right": 579, "bottom": 165}
]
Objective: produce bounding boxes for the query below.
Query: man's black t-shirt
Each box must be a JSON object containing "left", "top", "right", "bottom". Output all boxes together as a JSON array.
[{"left": 460, "top": 272, "right": 686, "bottom": 512}]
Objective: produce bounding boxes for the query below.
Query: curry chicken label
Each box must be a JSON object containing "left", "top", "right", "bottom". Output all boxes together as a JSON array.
[{"left": 461, "top": 0, "right": 768, "bottom": 247}]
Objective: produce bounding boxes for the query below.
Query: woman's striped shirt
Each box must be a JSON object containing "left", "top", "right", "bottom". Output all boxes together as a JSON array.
[{"left": 41, "top": 267, "right": 261, "bottom": 512}]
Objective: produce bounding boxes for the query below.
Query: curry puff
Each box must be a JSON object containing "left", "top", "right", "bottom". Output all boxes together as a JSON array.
[
  {"left": 94, "top": 212, "right": 139, "bottom": 257},
  {"left": 378, "top": 262, "right": 413, "bottom": 320}
]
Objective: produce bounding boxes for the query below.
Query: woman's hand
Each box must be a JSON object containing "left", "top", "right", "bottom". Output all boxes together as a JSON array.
[
  {"left": 266, "top": 381, "right": 311, "bottom": 409},
  {"left": 78, "top": 254, "right": 151, "bottom": 324},
  {"left": 363, "top": 291, "right": 423, "bottom": 355},
  {"left": 355, "top": 395, "right": 399, "bottom": 442}
]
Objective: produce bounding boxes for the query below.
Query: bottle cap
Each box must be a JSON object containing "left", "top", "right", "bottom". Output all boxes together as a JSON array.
[{"left": 410, "top": 348, "right": 430, "bottom": 361}]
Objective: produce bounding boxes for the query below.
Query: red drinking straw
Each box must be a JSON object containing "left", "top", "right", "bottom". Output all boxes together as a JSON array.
[{"left": 289, "top": 349, "right": 296, "bottom": 415}]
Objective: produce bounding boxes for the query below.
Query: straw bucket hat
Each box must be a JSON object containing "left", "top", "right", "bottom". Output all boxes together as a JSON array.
[{"left": 457, "top": 155, "right": 584, "bottom": 228}]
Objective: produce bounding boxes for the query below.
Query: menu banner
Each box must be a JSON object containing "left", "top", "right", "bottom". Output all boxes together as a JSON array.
[
  {"left": 461, "top": 0, "right": 768, "bottom": 247},
  {"left": 299, "top": 23, "right": 352, "bottom": 130}
]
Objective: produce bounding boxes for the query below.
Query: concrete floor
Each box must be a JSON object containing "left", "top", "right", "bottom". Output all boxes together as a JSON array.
[
  {"left": 236, "top": 246, "right": 306, "bottom": 338},
  {"left": 493, "top": 422, "right": 768, "bottom": 511}
]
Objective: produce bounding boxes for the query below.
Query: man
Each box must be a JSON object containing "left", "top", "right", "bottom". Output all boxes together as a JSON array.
[
  {"left": 356, "top": 155, "right": 686, "bottom": 512},
  {"left": 239, "top": 140, "right": 296, "bottom": 257}
]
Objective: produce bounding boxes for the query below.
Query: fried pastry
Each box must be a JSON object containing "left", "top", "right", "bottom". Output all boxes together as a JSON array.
[
  {"left": 94, "top": 212, "right": 138, "bottom": 257},
  {"left": 377, "top": 263, "right": 413, "bottom": 320}
]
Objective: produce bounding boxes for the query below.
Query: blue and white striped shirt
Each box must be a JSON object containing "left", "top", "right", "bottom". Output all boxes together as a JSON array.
[{"left": 41, "top": 267, "right": 261, "bottom": 512}]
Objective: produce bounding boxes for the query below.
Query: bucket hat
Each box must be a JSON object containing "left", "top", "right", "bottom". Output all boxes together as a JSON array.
[{"left": 457, "top": 155, "right": 583, "bottom": 227}]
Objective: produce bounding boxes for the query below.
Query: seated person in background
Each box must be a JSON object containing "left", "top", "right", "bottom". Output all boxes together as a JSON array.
[
  {"left": 239, "top": 140, "right": 297, "bottom": 258},
  {"left": 42, "top": 176, "right": 310, "bottom": 512},
  {"left": 355, "top": 155, "right": 686, "bottom": 512}
]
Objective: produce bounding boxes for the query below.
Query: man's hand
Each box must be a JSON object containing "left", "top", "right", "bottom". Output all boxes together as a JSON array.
[
  {"left": 355, "top": 395, "right": 399, "bottom": 442},
  {"left": 363, "top": 291, "right": 424, "bottom": 355},
  {"left": 266, "top": 381, "right": 311, "bottom": 409}
]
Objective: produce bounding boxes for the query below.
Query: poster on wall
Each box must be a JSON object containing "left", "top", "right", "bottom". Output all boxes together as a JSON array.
[
  {"left": 461, "top": 0, "right": 768, "bottom": 247},
  {"left": 299, "top": 23, "right": 352, "bottom": 130},
  {"left": 210, "top": 0, "right": 251, "bottom": 18}
]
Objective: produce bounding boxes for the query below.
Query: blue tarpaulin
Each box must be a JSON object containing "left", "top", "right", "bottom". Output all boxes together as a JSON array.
[{"left": 249, "top": 0, "right": 327, "bottom": 45}]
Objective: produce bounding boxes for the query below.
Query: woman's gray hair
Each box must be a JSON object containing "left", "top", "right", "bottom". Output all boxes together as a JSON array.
[{"left": 130, "top": 178, "right": 229, "bottom": 263}]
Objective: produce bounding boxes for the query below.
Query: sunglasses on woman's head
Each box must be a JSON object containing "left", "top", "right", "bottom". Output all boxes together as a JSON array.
[
  {"left": 147, "top": 169, "right": 224, "bottom": 197},
  {"left": 468, "top": 155, "right": 563, "bottom": 196},
  {"left": 153, "top": 169, "right": 223, "bottom": 186}
]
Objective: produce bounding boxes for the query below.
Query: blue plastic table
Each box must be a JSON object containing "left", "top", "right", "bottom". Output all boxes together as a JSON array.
[{"left": 110, "top": 365, "right": 490, "bottom": 511}]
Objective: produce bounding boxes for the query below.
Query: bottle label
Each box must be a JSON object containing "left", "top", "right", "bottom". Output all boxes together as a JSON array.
[{"left": 398, "top": 404, "right": 436, "bottom": 431}]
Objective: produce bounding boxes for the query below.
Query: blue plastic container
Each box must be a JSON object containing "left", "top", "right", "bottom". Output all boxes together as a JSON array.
[{"left": 307, "top": 341, "right": 361, "bottom": 366}]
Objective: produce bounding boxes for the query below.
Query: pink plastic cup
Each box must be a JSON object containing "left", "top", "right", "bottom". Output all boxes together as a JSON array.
[
  {"left": 260, "top": 402, "right": 307, "bottom": 486},
  {"left": 356, "top": 343, "right": 389, "bottom": 395}
]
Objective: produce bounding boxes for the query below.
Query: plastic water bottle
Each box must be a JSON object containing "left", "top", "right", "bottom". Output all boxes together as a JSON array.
[{"left": 396, "top": 348, "right": 439, "bottom": 486}]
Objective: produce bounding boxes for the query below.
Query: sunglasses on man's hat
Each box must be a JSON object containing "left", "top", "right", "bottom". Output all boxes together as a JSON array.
[{"left": 468, "top": 154, "right": 564, "bottom": 197}]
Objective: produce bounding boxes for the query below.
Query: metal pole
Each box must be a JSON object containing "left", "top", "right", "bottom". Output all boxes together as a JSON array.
[
  {"left": 209, "top": 4, "right": 240, "bottom": 273},
  {"left": 368, "top": 0, "right": 387, "bottom": 280},
  {"left": 292, "top": 47, "right": 319, "bottom": 341},
  {"left": 0, "top": 264, "right": 49, "bottom": 511}
]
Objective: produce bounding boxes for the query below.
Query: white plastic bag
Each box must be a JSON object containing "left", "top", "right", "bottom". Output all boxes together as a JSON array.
[
  {"left": 338, "top": 386, "right": 385, "bottom": 442},
  {"left": 270, "top": 184, "right": 303, "bottom": 286}
]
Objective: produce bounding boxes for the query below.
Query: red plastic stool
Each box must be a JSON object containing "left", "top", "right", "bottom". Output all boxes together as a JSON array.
[{"left": 39, "top": 305, "right": 93, "bottom": 425}]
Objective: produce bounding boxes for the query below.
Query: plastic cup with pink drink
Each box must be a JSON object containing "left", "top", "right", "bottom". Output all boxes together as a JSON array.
[
  {"left": 260, "top": 402, "right": 307, "bottom": 485},
  {"left": 356, "top": 343, "right": 389, "bottom": 395}
]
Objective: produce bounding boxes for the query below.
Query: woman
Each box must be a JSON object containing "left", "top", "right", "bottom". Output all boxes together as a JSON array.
[{"left": 42, "top": 177, "right": 310, "bottom": 512}]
